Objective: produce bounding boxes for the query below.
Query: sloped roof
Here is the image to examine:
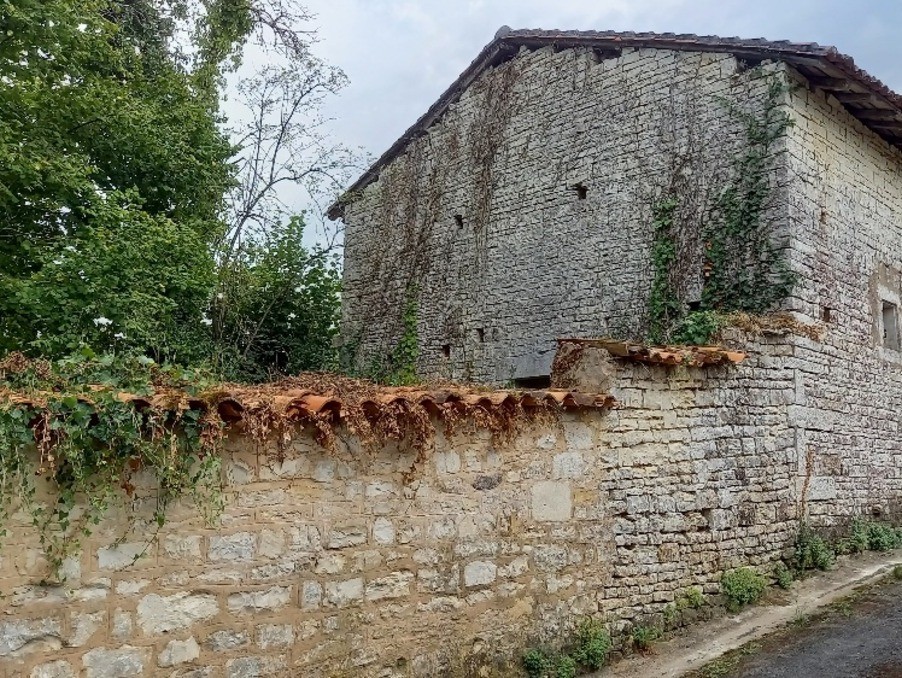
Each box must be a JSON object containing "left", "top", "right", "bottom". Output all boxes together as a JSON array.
[{"left": 328, "top": 28, "right": 902, "bottom": 219}]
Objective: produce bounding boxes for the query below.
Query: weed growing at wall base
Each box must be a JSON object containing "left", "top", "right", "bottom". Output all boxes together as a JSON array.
[
  {"left": 721, "top": 567, "right": 767, "bottom": 611},
  {"left": 523, "top": 618, "right": 612, "bottom": 677},
  {"left": 792, "top": 522, "right": 836, "bottom": 571}
]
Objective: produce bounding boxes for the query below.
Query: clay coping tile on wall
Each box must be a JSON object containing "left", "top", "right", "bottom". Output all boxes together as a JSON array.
[
  {"left": 328, "top": 28, "right": 902, "bottom": 220},
  {"left": 0, "top": 383, "right": 616, "bottom": 427},
  {"left": 558, "top": 338, "right": 746, "bottom": 367}
]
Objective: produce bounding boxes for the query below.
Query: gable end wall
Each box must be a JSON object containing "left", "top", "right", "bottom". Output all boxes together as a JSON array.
[{"left": 340, "top": 46, "right": 790, "bottom": 383}]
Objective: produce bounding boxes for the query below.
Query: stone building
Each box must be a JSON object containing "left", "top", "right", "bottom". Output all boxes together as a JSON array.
[{"left": 332, "top": 28, "right": 902, "bottom": 387}]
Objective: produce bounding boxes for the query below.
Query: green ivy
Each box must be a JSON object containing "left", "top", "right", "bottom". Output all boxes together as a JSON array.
[
  {"left": 359, "top": 289, "right": 420, "bottom": 386},
  {"left": 0, "top": 350, "right": 223, "bottom": 575},
  {"left": 645, "top": 71, "right": 796, "bottom": 345},
  {"left": 703, "top": 73, "right": 797, "bottom": 314},
  {"left": 647, "top": 196, "right": 682, "bottom": 345}
]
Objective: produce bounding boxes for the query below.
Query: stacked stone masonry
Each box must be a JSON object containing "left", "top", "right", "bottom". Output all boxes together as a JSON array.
[
  {"left": 4, "top": 335, "right": 897, "bottom": 677},
  {"left": 340, "top": 45, "right": 789, "bottom": 382}
]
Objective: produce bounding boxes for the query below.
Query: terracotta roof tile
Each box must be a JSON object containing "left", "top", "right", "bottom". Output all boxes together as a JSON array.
[
  {"left": 1, "top": 381, "right": 615, "bottom": 429},
  {"left": 559, "top": 338, "right": 746, "bottom": 367}
]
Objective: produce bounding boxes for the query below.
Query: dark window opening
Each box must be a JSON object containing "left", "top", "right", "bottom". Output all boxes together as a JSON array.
[
  {"left": 513, "top": 375, "right": 551, "bottom": 389},
  {"left": 735, "top": 57, "right": 764, "bottom": 74},
  {"left": 441, "top": 344, "right": 451, "bottom": 358},
  {"left": 476, "top": 328, "right": 485, "bottom": 343},
  {"left": 883, "top": 301, "right": 900, "bottom": 351},
  {"left": 454, "top": 214, "right": 464, "bottom": 228},
  {"left": 687, "top": 300, "right": 702, "bottom": 312},
  {"left": 572, "top": 183, "right": 588, "bottom": 200},
  {"left": 821, "top": 306, "right": 833, "bottom": 323}
]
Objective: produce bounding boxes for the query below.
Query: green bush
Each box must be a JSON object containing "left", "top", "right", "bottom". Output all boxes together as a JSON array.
[
  {"left": 523, "top": 618, "right": 612, "bottom": 677},
  {"left": 682, "top": 587, "right": 706, "bottom": 609},
  {"left": 555, "top": 655, "right": 577, "bottom": 678},
  {"left": 863, "top": 521, "right": 902, "bottom": 551},
  {"left": 773, "top": 561, "right": 794, "bottom": 590},
  {"left": 630, "top": 624, "right": 661, "bottom": 652},
  {"left": 792, "top": 523, "right": 835, "bottom": 571},
  {"left": 836, "top": 520, "right": 871, "bottom": 556},
  {"left": 662, "top": 602, "right": 679, "bottom": 628},
  {"left": 721, "top": 567, "right": 767, "bottom": 612},
  {"left": 671, "top": 310, "right": 723, "bottom": 346},
  {"left": 523, "top": 648, "right": 553, "bottom": 678},
  {"left": 572, "top": 619, "right": 611, "bottom": 670}
]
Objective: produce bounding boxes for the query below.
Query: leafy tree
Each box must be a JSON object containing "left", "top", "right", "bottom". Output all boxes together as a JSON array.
[
  {"left": 212, "top": 215, "right": 340, "bottom": 380},
  {"left": 0, "top": 0, "right": 354, "bottom": 377},
  {"left": 0, "top": 0, "right": 234, "bottom": 359}
]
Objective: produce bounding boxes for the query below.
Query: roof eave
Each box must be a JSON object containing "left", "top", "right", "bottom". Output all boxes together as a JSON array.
[{"left": 327, "top": 30, "right": 902, "bottom": 220}]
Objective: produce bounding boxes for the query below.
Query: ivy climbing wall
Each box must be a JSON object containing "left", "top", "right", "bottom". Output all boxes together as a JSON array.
[{"left": 340, "top": 45, "right": 789, "bottom": 383}]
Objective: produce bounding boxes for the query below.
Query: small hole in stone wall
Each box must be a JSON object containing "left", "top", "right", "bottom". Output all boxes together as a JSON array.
[
  {"left": 687, "top": 299, "right": 702, "bottom": 312},
  {"left": 822, "top": 306, "right": 833, "bottom": 322},
  {"left": 441, "top": 344, "right": 451, "bottom": 358},
  {"left": 454, "top": 214, "right": 464, "bottom": 228},
  {"left": 572, "top": 183, "right": 588, "bottom": 200},
  {"left": 883, "top": 300, "right": 900, "bottom": 351},
  {"left": 513, "top": 375, "right": 551, "bottom": 389},
  {"left": 476, "top": 328, "right": 485, "bottom": 343}
]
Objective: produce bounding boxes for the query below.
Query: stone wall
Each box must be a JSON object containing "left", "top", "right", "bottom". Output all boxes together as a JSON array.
[
  {"left": 0, "top": 337, "right": 826, "bottom": 678},
  {"left": 340, "top": 45, "right": 786, "bottom": 383},
  {"left": 780, "top": 73, "right": 902, "bottom": 527}
]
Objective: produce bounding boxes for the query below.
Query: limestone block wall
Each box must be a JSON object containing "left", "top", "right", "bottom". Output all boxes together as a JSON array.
[
  {"left": 0, "top": 339, "right": 828, "bottom": 678},
  {"left": 340, "top": 46, "right": 789, "bottom": 383},
  {"left": 781, "top": 72, "right": 902, "bottom": 526}
]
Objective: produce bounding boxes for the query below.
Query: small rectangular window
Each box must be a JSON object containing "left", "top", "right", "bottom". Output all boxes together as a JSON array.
[{"left": 883, "top": 301, "right": 900, "bottom": 350}]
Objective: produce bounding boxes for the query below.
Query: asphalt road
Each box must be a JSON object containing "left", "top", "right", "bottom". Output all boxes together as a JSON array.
[{"left": 721, "top": 579, "right": 902, "bottom": 678}]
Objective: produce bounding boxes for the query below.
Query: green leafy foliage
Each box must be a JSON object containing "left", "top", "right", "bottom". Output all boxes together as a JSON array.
[
  {"left": 721, "top": 567, "right": 767, "bottom": 612},
  {"left": 792, "top": 523, "right": 835, "bottom": 571},
  {"left": 212, "top": 216, "right": 341, "bottom": 381},
  {"left": 522, "top": 618, "right": 612, "bottom": 678},
  {"left": 555, "top": 655, "right": 577, "bottom": 678},
  {"left": 523, "top": 648, "right": 554, "bottom": 678},
  {"left": 683, "top": 587, "right": 706, "bottom": 609},
  {"left": 0, "top": 351, "right": 223, "bottom": 574},
  {"left": 836, "top": 519, "right": 902, "bottom": 554},
  {"left": 773, "top": 561, "right": 794, "bottom": 589},
  {"left": 0, "top": 0, "right": 236, "bottom": 361},
  {"left": 630, "top": 624, "right": 661, "bottom": 652},
  {"left": 645, "top": 71, "right": 796, "bottom": 344},
  {"left": 671, "top": 311, "right": 723, "bottom": 346},
  {"left": 571, "top": 619, "right": 612, "bottom": 670},
  {"left": 358, "top": 290, "right": 420, "bottom": 386},
  {"left": 0, "top": 1, "right": 345, "bottom": 379},
  {"left": 648, "top": 196, "right": 681, "bottom": 344},
  {"left": 702, "top": 74, "right": 797, "bottom": 314}
]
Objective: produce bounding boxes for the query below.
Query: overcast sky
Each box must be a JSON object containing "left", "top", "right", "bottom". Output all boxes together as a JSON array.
[{"left": 300, "top": 0, "right": 902, "bottom": 173}]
